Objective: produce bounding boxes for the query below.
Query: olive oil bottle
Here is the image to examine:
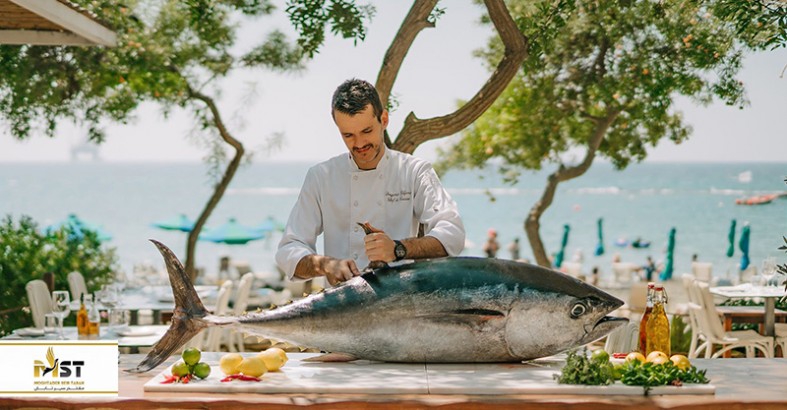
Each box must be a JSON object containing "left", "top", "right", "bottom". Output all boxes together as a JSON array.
[
  {"left": 637, "top": 282, "right": 655, "bottom": 353},
  {"left": 87, "top": 292, "right": 101, "bottom": 338},
  {"left": 76, "top": 294, "right": 89, "bottom": 338},
  {"left": 645, "top": 285, "right": 670, "bottom": 356}
]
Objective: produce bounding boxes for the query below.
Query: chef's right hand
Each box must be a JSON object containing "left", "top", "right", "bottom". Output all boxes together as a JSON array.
[{"left": 323, "top": 258, "right": 361, "bottom": 286}]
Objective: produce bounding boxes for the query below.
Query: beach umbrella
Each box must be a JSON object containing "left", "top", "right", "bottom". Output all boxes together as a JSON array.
[
  {"left": 199, "top": 218, "right": 265, "bottom": 245},
  {"left": 659, "top": 227, "right": 676, "bottom": 281},
  {"left": 554, "top": 224, "right": 570, "bottom": 268},
  {"left": 46, "top": 213, "right": 112, "bottom": 242},
  {"left": 152, "top": 214, "right": 195, "bottom": 232},
  {"left": 725, "top": 219, "right": 737, "bottom": 258},
  {"left": 594, "top": 218, "right": 605, "bottom": 256},
  {"left": 739, "top": 224, "right": 751, "bottom": 271},
  {"left": 254, "top": 215, "right": 284, "bottom": 234}
]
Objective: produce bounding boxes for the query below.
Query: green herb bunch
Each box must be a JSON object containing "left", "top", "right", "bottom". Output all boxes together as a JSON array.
[
  {"left": 553, "top": 348, "right": 615, "bottom": 386},
  {"left": 619, "top": 360, "right": 709, "bottom": 388}
]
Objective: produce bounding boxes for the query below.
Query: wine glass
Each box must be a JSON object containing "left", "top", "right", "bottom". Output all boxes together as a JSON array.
[
  {"left": 97, "top": 285, "right": 118, "bottom": 328},
  {"left": 761, "top": 257, "right": 777, "bottom": 287},
  {"left": 51, "top": 291, "right": 71, "bottom": 340}
]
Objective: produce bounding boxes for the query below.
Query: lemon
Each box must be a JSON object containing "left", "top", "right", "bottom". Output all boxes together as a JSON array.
[
  {"left": 625, "top": 352, "right": 646, "bottom": 363},
  {"left": 219, "top": 352, "right": 244, "bottom": 375},
  {"left": 670, "top": 354, "right": 691, "bottom": 371},
  {"left": 257, "top": 349, "right": 286, "bottom": 371},
  {"left": 268, "top": 347, "right": 289, "bottom": 364},
  {"left": 238, "top": 356, "right": 268, "bottom": 378},
  {"left": 646, "top": 351, "right": 668, "bottom": 363},
  {"left": 649, "top": 355, "right": 669, "bottom": 366}
]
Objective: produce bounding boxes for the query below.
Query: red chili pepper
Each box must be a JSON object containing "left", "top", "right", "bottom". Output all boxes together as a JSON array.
[
  {"left": 612, "top": 353, "right": 629, "bottom": 359},
  {"left": 220, "top": 373, "right": 261, "bottom": 382},
  {"left": 160, "top": 374, "right": 178, "bottom": 384}
]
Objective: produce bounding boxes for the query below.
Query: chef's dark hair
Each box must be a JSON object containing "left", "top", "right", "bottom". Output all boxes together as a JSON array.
[{"left": 332, "top": 78, "right": 384, "bottom": 122}]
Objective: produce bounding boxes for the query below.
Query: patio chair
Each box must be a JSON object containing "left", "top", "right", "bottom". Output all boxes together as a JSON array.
[
  {"left": 681, "top": 274, "right": 705, "bottom": 358},
  {"left": 26, "top": 279, "right": 53, "bottom": 329},
  {"left": 200, "top": 280, "right": 234, "bottom": 352},
  {"left": 67, "top": 271, "right": 88, "bottom": 302},
  {"left": 612, "top": 262, "right": 638, "bottom": 286},
  {"left": 625, "top": 281, "right": 649, "bottom": 321},
  {"left": 604, "top": 322, "right": 639, "bottom": 354},
  {"left": 689, "top": 281, "right": 773, "bottom": 358},
  {"left": 776, "top": 323, "right": 787, "bottom": 357},
  {"left": 560, "top": 261, "right": 583, "bottom": 278},
  {"left": 225, "top": 272, "right": 254, "bottom": 352},
  {"left": 691, "top": 262, "right": 713, "bottom": 283}
]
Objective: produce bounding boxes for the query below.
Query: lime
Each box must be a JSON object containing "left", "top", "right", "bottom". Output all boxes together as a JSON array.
[
  {"left": 611, "top": 363, "right": 625, "bottom": 380},
  {"left": 171, "top": 361, "right": 191, "bottom": 377},
  {"left": 590, "top": 348, "right": 609, "bottom": 364},
  {"left": 193, "top": 362, "right": 211, "bottom": 379},
  {"left": 182, "top": 347, "right": 201, "bottom": 366}
]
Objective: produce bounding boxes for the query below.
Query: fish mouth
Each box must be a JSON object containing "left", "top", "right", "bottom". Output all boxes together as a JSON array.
[{"left": 581, "top": 315, "right": 628, "bottom": 345}]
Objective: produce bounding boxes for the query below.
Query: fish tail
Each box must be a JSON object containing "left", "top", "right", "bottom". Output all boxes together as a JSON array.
[{"left": 126, "top": 239, "right": 211, "bottom": 373}]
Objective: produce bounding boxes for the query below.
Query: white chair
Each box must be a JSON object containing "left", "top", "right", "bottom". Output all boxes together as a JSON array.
[
  {"left": 690, "top": 281, "right": 773, "bottom": 358},
  {"left": 604, "top": 322, "right": 639, "bottom": 354},
  {"left": 225, "top": 273, "right": 254, "bottom": 352},
  {"left": 624, "top": 281, "right": 649, "bottom": 321},
  {"left": 26, "top": 280, "right": 53, "bottom": 329},
  {"left": 560, "top": 261, "right": 583, "bottom": 278},
  {"left": 691, "top": 262, "right": 713, "bottom": 283},
  {"left": 775, "top": 323, "right": 787, "bottom": 357},
  {"left": 612, "top": 262, "right": 638, "bottom": 285},
  {"left": 67, "top": 271, "right": 88, "bottom": 302},
  {"left": 681, "top": 274, "right": 705, "bottom": 358},
  {"left": 201, "top": 280, "right": 234, "bottom": 352}
]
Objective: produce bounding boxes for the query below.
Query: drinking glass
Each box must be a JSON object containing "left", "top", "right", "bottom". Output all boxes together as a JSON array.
[
  {"left": 761, "top": 257, "right": 777, "bottom": 287},
  {"left": 43, "top": 313, "right": 58, "bottom": 335},
  {"left": 51, "top": 291, "right": 71, "bottom": 340},
  {"left": 97, "top": 284, "right": 119, "bottom": 328}
]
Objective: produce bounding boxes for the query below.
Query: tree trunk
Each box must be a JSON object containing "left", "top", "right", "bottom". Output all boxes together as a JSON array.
[
  {"left": 525, "top": 110, "right": 620, "bottom": 268},
  {"left": 375, "top": 0, "right": 528, "bottom": 154},
  {"left": 183, "top": 88, "right": 245, "bottom": 283}
]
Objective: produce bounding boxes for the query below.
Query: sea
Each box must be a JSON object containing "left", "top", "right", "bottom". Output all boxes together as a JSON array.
[{"left": 1, "top": 161, "right": 786, "bottom": 284}]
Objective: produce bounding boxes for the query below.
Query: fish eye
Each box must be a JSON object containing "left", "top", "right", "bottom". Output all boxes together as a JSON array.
[{"left": 570, "top": 302, "right": 587, "bottom": 318}]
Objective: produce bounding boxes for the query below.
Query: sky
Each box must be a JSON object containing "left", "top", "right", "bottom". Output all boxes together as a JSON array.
[{"left": 1, "top": 1, "right": 786, "bottom": 163}]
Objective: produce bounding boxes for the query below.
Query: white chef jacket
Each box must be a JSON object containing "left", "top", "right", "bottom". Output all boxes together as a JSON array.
[{"left": 276, "top": 146, "right": 465, "bottom": 280}]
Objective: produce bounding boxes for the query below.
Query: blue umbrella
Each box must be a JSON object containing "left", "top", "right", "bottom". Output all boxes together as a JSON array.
[
  {"left": 554, "top": 224, "right": 570, "bottom": 268},
  {"left": 739, "top": 224, "right": 751, "bottom": 271},
  {"left": 46, "top": 213, "right": 112, "bottom": 242},
  {"left": 594, "top": 218, "right": 605, "bottom": 256},
  {"left": 726, "top": 219, "right": 736, "bottom": 258},
  {"left": 660, "top": 227, "right": 676, "bottom": 281},
  {"left": 254, "top": 215, "right": 284, "bottom": 234},
  {"left": 152, "top": 214, "right": 195, "bottom": 232},
  {"left": 199, "top": 218, "right": 265, "bottom": 245}
]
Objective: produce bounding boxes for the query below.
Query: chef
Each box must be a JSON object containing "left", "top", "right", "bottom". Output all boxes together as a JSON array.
[{"left": 276, "top": 78, "right": 465, "bottom": 286}]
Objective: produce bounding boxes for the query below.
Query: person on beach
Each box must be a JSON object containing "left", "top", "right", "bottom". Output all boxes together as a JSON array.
[
  {"left": 482, "top": 228, "right": 500, "bottom": 258},
  {"left": 276, "top": 78, "right": 466, "bottom": 286},
  {"left": 641, "top": 256, "right": 656, "bottom": 281},
  {"left": 507, "top": 237, "right": 521, "bottom": 260}
]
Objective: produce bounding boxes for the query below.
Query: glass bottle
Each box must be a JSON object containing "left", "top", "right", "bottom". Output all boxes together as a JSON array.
[
  {"left": 645, "top": 285, "right": 670, "bottom": 356},
  {"left": 87, "top": 292, "right": 101, "bottom": 338},
  {"left": 76, "top": 293, "right": 90, "bottom": 337},
  {"left": 638, "top": 282, "right": 655, "bottom": 353}
]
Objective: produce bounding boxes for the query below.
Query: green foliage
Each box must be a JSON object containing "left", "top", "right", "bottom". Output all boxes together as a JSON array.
[
  {"left": 286, "top": 0, "right": 375, "bottom": 58},
  {"left": 554, "top": 348, "right": 615, "bottom": 385},
  {"left": 711, "top": 0, "right": 787, "bottom": 50},
  {"left": 0, "top": 215, "right": 119, "bottom": 336},
  {"left": 438, "top": 0, "right": 752, "bottom": 177},
  {"left": 619, "top": 360, "right": 710, "bottom": 389},
  {"left": 669, "top": 315, "right": 692, "bottom": 355}
]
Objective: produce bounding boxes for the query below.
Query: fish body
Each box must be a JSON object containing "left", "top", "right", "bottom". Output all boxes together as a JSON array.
[{"left": 129, "top": 240, "right": 627, "bottom": 372}]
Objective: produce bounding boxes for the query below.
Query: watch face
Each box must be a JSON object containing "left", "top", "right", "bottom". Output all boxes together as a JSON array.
[{"left": 395, "top": 242, "right": 406, "bottom": 259}]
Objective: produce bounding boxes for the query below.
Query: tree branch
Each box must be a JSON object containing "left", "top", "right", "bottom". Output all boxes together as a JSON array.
[
  {"left": 183, "top": 85, "right": 246, "bottom": 281},
  {"left": 376, "top": 0, "right": 439, "bottom": 109},
  {"left": 391, "top": 0, "right": 528, "bottom": 154}
]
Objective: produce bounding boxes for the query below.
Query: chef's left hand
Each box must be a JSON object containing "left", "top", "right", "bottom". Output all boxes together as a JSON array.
[{"left": 361, "top": 222, "right": 395, "bottom": 263}]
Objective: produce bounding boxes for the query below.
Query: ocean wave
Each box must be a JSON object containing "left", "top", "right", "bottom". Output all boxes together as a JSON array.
[
  {"left": 709, "top": 187, "right": 746, "bottom": 196},
  {"left": 447, "top": 188, "right": 522, "bottom": 195},
  {"left": 572, "top": 186, "right": 621, "bottom": 195},
  {"left": 227, "top": 187, "right": 301, "bottom": 195}
]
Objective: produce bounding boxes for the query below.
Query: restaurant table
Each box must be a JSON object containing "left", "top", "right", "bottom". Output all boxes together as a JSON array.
[
  {"left": 710, "top": 284, "right": 786, "bottom": 336},
  {"left": 70, "top": 285, "right": 217, "bottom": 325},
  {"left": 1, "top": 353, "right": 787, "bottom": 409},
  {"left": 1, "top": 325, "right": 167, "bottom": 352}
]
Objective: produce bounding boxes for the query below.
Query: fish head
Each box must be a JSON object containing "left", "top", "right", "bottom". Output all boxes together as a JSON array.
[{"left": 504, "top": 270, "right": 628, "bottom": 358}]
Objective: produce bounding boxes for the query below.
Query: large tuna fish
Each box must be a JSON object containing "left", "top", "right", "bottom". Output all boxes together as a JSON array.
[{"left": 129, "top": 240, "right": 627, "bottom": 373}]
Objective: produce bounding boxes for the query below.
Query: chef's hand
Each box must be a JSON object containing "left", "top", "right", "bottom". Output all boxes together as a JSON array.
[
  {"left": 322, "top": 258, "right": 361, "bottom": 286},
  {"left": 361, "top": 222, "right": 395, "bottom": 263}
]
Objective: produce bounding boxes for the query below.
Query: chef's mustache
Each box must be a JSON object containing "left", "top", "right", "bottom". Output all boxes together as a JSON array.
[{"left": 353, "top": 144, "right": 374, "bottom": 152}]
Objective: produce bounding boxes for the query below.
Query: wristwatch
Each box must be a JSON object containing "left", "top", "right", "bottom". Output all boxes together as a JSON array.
[{"left": 393, "top": 240, "right": 407, "bottom": 261}]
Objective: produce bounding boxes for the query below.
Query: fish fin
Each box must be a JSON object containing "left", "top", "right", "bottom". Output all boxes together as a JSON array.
[
  {"left": 302, "top": 352, "right": 358, "bottom": 362},
  {"left": 126, "top": 240, "right": 210, "bottom": 373}
]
